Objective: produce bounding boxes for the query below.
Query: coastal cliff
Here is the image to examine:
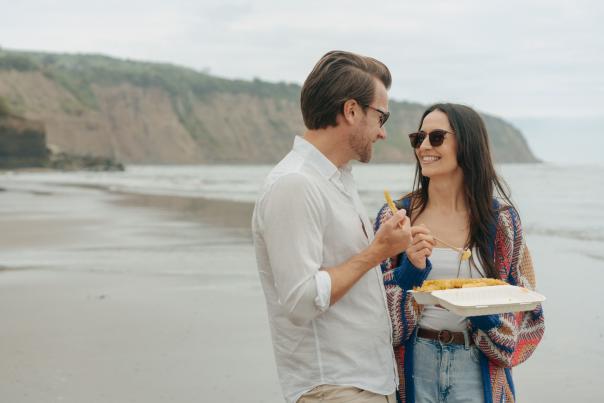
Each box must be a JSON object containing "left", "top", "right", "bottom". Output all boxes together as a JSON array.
[{"left": 0, "top": 49, "right": 538, "bottom": 164}]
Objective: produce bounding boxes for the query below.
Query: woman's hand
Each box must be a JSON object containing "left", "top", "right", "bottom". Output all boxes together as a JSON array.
[{"left": 406, "top": 224, "right": 435, "bottom": 269}]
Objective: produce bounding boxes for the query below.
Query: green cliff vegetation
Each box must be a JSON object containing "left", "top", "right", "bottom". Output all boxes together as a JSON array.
[
  {"left": 0, "top": 48, "right": 538, "bottom": 164},
  {"left": 0, "top": 50, "right": 299, "bottom": 109}
]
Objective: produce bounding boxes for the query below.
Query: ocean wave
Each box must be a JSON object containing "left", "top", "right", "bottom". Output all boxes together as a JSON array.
[
  {"left": 524, "top": 224, "right": 604, "bottom": 242},
  {"left": 585, "top": 253, "right": 604, "bottom": 262}
]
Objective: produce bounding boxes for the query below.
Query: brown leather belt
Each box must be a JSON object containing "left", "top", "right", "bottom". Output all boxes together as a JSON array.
[{"left": 417, "top": 328, "right": 473, "bottom": 345}]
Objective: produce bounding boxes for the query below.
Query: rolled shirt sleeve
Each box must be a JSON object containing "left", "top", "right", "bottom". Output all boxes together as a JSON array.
[
  {"left": 260, "top": 173, "right": 330, "bottom": 326},
  {"left": 314, "top": 270, "right": 331, "bottom": 311}
]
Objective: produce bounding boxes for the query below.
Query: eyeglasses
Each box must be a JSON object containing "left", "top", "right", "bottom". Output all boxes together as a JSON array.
[
  {"left": 362, "top": 104, "right": 390, "bottom": 127},
  {"left": 408, "top": 129, "right": 455, "bottom": 148}
]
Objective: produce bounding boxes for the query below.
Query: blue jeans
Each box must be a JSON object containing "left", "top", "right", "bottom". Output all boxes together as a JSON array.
[{"left": 413, "top": 334, "right": 485, "bottom": 403}]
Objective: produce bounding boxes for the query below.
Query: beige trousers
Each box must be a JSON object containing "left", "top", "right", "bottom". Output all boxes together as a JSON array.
[{"left": 297, "top": 385, "right": 396, "bottom": 403}]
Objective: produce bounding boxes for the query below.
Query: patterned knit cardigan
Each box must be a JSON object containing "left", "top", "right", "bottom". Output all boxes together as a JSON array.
[{"left": 374, "top": 199, "right": 545, "bottom": 403}]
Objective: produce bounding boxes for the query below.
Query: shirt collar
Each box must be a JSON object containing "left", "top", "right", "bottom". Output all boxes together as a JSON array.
[{"left": 293, "top": 136, "right": 340, "bottom": 180}]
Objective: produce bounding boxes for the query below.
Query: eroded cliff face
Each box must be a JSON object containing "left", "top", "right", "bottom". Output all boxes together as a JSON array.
[
  {"left": 0, "top": 72, "right": 203, "bottom": 164},
  {"left": 0, "top": 51, "right": 538, "bottom": 164}
]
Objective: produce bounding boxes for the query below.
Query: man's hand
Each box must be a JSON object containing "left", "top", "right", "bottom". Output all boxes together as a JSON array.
[
  {"left": 368, "top": 209, "right": 412, "bottom": 266},
  {"left": 326, "top": 209, "right": 411, "bottom": 306},
  {"left": 406, "top": 224, "right": 435, "bottom": 269}
]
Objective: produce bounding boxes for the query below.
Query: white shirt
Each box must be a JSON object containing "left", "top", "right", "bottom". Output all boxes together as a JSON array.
[
  {"left": 419, "top": 248, "right": 484, "bottom": 332},
  {"left": 252, "top": 136, "right": 398, "bottom": 403}
]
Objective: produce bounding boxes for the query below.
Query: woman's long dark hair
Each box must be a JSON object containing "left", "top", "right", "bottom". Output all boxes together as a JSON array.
[{"left": 405, "top": 103, "right": 516, "bottom": 279}]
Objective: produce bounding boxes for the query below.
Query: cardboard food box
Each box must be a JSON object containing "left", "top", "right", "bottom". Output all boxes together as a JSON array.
[{"left": 410, "top": 285, "right": 545, "bottom": 316}]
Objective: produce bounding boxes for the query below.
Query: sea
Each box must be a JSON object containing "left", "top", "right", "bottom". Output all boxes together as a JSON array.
[{"left": 3, "top": 162, "right": 603, "bottom": 243}]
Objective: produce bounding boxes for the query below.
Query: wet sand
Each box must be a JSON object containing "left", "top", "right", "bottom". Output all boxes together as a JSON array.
[
  {"left": 0, "top": 182, "right": 282, "bottom": 403},
  {"left": 0, "top": 179, "right": 601, "bottom": 402}
]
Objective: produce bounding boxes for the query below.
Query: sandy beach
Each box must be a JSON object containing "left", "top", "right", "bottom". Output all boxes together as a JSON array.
[
  {"left": 1, "top": 171, "right": 602, "bottom": 402},
  {"left": 0, "top": 182, "right": 282, "bottom": 403}
]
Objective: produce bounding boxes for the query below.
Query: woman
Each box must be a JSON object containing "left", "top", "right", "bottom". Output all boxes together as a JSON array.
[{"left": 374, "top": 103, "right": 545, "bottom": 403}]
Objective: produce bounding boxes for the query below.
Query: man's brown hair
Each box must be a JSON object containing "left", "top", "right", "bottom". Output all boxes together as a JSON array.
[{"left": 300, "top": 50, "right": 391, "bottom": 130}]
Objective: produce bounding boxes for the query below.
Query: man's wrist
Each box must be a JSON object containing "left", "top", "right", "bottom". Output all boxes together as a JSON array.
[{"left": 356, "top": 246, "right": 382, "bottom": 272}]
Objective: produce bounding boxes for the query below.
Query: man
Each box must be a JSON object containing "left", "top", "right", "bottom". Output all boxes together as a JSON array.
[{"left": 252, "top": 50, "right": 412, "bottom": 403}]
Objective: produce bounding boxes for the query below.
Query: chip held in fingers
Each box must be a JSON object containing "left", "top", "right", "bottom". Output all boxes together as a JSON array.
[{"left": 384, "top": 190, "right": 398, "bottom": 215}]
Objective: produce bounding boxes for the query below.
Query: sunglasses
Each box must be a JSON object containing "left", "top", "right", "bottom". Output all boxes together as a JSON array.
[
  {"left": 363, "top": 104, "right": 390, "bottom": 127},
  {"left": 408, "top": 129, "right": 455, "bottom": 148}
]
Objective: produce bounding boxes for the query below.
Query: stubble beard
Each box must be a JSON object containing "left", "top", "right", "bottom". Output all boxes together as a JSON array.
[{"left": 349, "top": 128, "right": 372, "bottom": 163}]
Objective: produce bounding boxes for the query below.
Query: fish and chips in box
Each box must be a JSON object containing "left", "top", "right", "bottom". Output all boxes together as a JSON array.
[{"left": 409, "top": 279, "right": 546, "bottom": 316}]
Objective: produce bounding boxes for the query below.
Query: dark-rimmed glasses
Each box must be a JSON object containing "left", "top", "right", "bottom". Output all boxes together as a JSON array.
[
  {"left": 408, "top": 129, "right": 455, "bottom": 148},
  {"left": 363, "top": 105, "right": 390, "bottom": 127}
]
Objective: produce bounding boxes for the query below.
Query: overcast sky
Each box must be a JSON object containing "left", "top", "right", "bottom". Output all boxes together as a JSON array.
[{"left": 1, "top": 0, "right": 603, "bottom": 162}]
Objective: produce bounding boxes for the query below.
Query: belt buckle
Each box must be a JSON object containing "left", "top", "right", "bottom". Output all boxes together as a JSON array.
[{"left": 437, "top": 329, "right": 455, "bottom": 344}]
